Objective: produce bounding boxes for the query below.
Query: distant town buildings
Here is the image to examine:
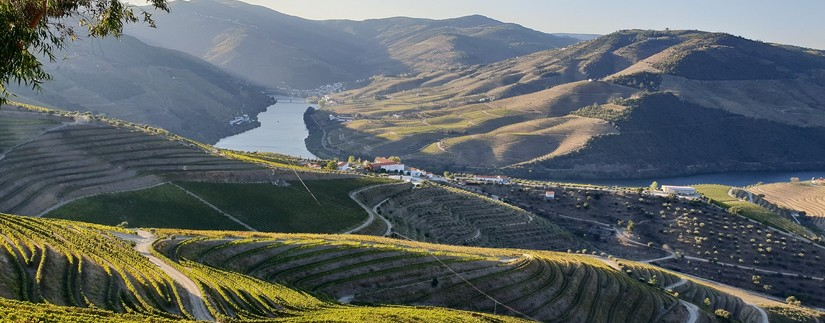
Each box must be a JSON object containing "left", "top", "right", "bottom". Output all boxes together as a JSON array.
[
  {"left": 545, "top": 191, "right": 556, "bottom": 200},
  {"left": 813, "top": 177, "right": 825, "bottom": 186}
]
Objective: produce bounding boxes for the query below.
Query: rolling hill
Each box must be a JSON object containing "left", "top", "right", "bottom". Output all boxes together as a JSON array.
[
  {"left": 1, "top": 212, "right": 820, "bottom": 322},
  {"left": 314, "top": 29, "right": 825, "bottom": 179},
  {"left": 126, "top": 0, "right": 578, "bottom": 89},
  {"left": 7, "top": 35, "right": 273, "bottom": 144},
  {"left": 0, "top": 104, "right": 362, "bottom": 222}
]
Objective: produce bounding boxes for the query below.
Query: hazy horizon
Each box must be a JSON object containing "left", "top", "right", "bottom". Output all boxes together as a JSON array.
[{"left": 128, "top": 0, "right": 824, "bottom": 50}]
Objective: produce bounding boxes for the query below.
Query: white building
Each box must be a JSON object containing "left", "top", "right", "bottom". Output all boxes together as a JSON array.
[
  {"left": 661, "top": 185, "right": 698, "bottom": 196},
  {"left": 336, "top": 162, "right": 350, "bottom": 171},
  {"left": 473, "top": 175, "right": 510, "bottom": 184},
  {"left": 407, "top": 167, "right": 426, "bottom": 177},
  {"left": 545, "top": 191, "right": 556, "bottom": 200}
]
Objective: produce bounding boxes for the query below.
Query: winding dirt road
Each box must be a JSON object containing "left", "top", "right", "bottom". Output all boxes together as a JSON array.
[
  {"left": 346, "top": 184, "right": 397, "bottom": 235},
  {"left": 132, "top": 230, "right": 215, "bottom": 322}
]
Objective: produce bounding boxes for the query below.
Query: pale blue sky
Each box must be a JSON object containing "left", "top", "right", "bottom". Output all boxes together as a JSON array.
[{"left": 235, "top": 0, "right": 825, "bottom": 49}]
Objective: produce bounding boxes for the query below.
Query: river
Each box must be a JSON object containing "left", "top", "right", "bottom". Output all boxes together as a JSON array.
[
  {"left": 215, "top": 98, "right": 318, "bottom": 159},
  {"left": 553, "top": 170, "right": 825, "bottom": 187}
]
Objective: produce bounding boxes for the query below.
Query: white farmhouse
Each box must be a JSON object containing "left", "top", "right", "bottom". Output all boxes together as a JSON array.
[{"left": 369, "top": 158, "right": 405, "bottom": 172}]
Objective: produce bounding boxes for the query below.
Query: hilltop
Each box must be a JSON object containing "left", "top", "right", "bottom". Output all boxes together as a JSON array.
[
  {"left": 7, "top": 35, "right": 273, "bottom": 144},
  {"left": 126, "top": 0, "right": 578, "bottom": 89},
  {"left": 314, "top": 29, "right": 825, "bottom": 179}
]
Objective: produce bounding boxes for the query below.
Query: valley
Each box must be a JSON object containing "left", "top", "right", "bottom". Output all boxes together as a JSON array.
[
  {"left": 310, "top": 30, "right": 825, "bottom": 180},
  {"left": 0, "top": 103, "right": 823, "bottom": 322},
  {"left": 2, "top": 1, "right": 825, "bottom": 321}
]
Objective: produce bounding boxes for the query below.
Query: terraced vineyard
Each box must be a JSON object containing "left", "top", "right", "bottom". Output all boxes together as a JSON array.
[
  {"left": 360, "top": 183, "right": 585, "bottom": 250},
  {"left": 0, "top": 112, "right": 61, "bottom": 154},
  {"left": 0, "top": 213, "right": 191, "bottom": 318},
  {"left": 157, "top": 230, "right": 686, "bottom": 322},
  {"left": 0, "top": 109, "right": 265, "bottom": 216},
  {"left": 0, "top": 213, "right": 528, "bottom": 322},
  {"left": 0, "top": 298, "right": 185, "bottom": 323},
  {"left": 749, "top": 182, "right": 825, "bottom": 231},
  {"left": 621, "top": 262, "right": 769, "bottom": 323}
]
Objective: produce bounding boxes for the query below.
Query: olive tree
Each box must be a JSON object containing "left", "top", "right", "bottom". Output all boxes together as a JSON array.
[{"left": 1, "top": 0, "right": 169, "bottom": 102}]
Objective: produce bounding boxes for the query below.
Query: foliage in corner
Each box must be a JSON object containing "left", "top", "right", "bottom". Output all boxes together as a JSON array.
[{"left": 0, "top": 0, "right": 169, "bottom": 103}]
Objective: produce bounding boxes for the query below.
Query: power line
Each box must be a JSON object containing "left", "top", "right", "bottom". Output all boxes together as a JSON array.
[
  {"left": 392, "top": 232, "right": 539, "bottom": 322},
  {"left": 280, "top": 161, "right": 537, "bottom": 321}
]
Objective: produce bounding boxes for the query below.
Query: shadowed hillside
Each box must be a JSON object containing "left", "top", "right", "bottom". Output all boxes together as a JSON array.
[
  {"left": 127, "top": 0, "right": 577, "bottom": 89},
  {"left": 315, "top": 29, "right": 825, "bottom": 179}
]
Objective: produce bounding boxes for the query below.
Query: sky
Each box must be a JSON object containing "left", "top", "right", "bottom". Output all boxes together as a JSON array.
[{"left": 233, "top": 0, "right": 825, "bottom": 50}]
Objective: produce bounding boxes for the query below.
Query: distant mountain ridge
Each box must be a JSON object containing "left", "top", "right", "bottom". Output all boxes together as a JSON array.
[
  {"left": 313, "top": 29, "right": 825, "bottom": 179},
  {"left": 126, "top": 0, "right": 579, "bottom": 89}
]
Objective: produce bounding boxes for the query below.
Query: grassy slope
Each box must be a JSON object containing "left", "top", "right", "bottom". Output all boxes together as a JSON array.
[
  {"left": 176, "top": 177, "right": 394, "bottom": 233},
  {"left": 45, "top": 178, "right": 393, "bottom": 233},
  {"left": 44, "top": 183, "right": 247, "bottom": 231},
  {"left": 694, "top": 184, "right": 814, "bottom": 238}
]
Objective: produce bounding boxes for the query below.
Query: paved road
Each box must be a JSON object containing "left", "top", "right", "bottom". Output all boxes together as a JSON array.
[{"left": 132, "top": 230, "right": 215, "bottom": 322}]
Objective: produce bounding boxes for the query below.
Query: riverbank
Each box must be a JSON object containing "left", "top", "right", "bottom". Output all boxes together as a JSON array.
[{"left": 216, "top": 98, "right": 318, "bottom": 159}]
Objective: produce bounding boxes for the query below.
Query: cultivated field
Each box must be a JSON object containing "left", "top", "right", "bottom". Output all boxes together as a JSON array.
[
  {"left": 44, "top": 183, "right": 248, "bottom": 231},
  {"left": 0, "top": 109, "right": 264, "bottom": 216},
  {"left": 360, "top": 183, "right": 585, "bottom": 250},
  {"left": 479, "top": 183, "right": 825, "bottom": 308},
  {"left": 2, "top": 211, "right": 821, "bottom": 322},
  {"left": 157, "top": 230, "right": 686, "bottom": 322},
  {"left": 0, "top": 213, "right": 527, "bottom": 322},
  {"left": 0, "top": 213, "right": 191, "bottom": 318},
  {"left": 175, "top": 178, "right": 394, "bottom": 233},
  {"left": 694, "top": 184, "right": 816, "bottom": 239},
  {"left": 749, "top": 182, "right": 825, "bottom": 231},
  {"left": 46, "top": 178, "right": 395, "bottom": 233}
]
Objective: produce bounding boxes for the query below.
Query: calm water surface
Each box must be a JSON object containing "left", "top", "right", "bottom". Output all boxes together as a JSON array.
[{"left": 216, "top": 98, "right": 318, "bottom": 159}]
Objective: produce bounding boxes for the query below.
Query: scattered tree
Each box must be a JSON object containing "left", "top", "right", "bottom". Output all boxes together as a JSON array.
[
  {"left": 1, "top": 0, "right": 170, "bottom": 102},
  {"left": 714, "top": 309, "right": 732, "bottom": 320},
  {"left": 347, "top": 155, "right": 356, "bottom": 163},
  {"left": 704, "top": 298, "right": 711, "bottom": 307},
  {"left": 786, "top": 296, "right": 802, "bottom": 307},
  {"left": 626, "top": 220, "right": 635, "bottom": 233},
  {"left": 650, "top": 181, "right": 659, "bottom": 191}
]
